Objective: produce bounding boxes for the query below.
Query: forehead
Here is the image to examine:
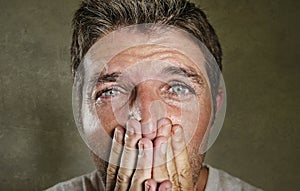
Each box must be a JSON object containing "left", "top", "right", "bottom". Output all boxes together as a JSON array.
[
  {"left": 105, "top": 44, "right": 202, "bottom": 74},
  {"left": 83, "top": 24, "right": 209, "bottom": 79}
]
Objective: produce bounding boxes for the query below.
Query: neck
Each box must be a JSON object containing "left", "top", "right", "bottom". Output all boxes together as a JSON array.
[{"left": 194, "top": 166, "right": 209, "bottom": 191}]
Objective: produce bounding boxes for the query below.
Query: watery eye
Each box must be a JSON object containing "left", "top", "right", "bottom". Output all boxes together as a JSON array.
[
  {"left": 95, "top": 88, "right": 121, "bottom": 102},
  {"left": 101, "top": 89, "right": 121, "bottom": 97},
  {"left": 169, "top": 84, "right": 190, "bottom": 96}
]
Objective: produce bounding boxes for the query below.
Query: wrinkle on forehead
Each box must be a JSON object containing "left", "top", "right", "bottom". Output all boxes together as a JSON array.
[
  {"left": 105, "top": 45, "right": 204, "bottom": 74},
  {"left": 83, "top": 24, "right": 209, "bottom": 82}
]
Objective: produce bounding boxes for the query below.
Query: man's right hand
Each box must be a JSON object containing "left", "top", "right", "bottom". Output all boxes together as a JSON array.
[
  {"left": 105, "top": 118, "right": 193, "bottom": 191},
  {"left": 106, "top": 119, "right": 156, "bottom": 191}
]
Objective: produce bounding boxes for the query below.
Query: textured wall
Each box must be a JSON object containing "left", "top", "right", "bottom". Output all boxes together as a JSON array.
[{"left": 0, "top": 0, "right": 299, "bottom": 190}]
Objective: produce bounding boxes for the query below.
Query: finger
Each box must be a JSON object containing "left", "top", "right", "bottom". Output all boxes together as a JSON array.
[
  {"left": 157, "top": 118, "right": 172, "bottom": 138},
  {"left": 106, "top": 126, "right": 124, "bottom": 191},
  {"left": 166, "top": 136, "right": 179, "bottom": 190},
  {"left": 144, "top": 179, "right": 157, "bottom": 191},
  {"left": 130, "top": 138, "right": 153, "bottom": 191},
  {"left": 158, "top": 180, "right": 172, "bottom": 191},
  {"left": 114, "top": 119, "right": 142, "bottom": 191},
  {"left": 153, "top": 136, "right": 169, "bottom": 182},
  {"left": 171, "top": 125, "right": 193, "bottom": 190},
  {"left": 157, "top": 118, "right": 176, "bottom": 187}
]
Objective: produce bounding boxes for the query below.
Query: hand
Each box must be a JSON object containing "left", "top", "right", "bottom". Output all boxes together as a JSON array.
[
  {"left": 106, "top": 119, "right": 154, "bottom": 191},
  {"left": 105, "top": 118, "right": 193, "bottom": 191},
  {"left": 146, "top": 118, "right": 194, "bottom": 190}
]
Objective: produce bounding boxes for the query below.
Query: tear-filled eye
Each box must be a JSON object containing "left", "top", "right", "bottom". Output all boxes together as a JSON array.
[
  {"left": 166, "top": 81, "right": 195, "bottom": 97},
  {"left": 169, "top": 84, "right": 190, "bottom": 95},
  {"left": 160, "top": 80, "right": 197, "bottom": 103},
  {"left": 95, "top": 87, "right": 123, "bottom": 102},
  {"left": 102, "top": 89, "right": 121, "bottom": 97}
]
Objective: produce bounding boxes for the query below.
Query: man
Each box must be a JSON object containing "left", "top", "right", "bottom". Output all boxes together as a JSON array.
[{"left": 47, "top": 0, "right": 262, "bottom": 190}]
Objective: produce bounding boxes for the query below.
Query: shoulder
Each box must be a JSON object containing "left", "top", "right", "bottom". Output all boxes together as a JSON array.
[
  {"left": 205, "top": 165, "right": 263, "bottom": 191},
  {"left": 44, "top": 171, "right": 105, "bottom": 191}
]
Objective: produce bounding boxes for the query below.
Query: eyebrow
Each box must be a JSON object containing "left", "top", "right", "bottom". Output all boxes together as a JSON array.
[
  {"left": 97, "top": 72, "right": 121, "bottom": 84},
  {"left": 162, "top": 66, "right": 204, "bottom": 85},
  {"left": 96, "top": 66, "right": 204, "bottom": 85}
]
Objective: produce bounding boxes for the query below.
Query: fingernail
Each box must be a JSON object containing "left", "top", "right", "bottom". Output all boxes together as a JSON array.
[
  {"left": 114, "top": 128, "right": 118, "bottom": 140},
  {"left": 173, "top": 126, "right": 182, "bottom": 141},
  {"left": 174, "top": 125, "right": 181, "bottom": 133},
  {"left": 138, "top": 140, "right": 144, "bottom": 157},
  {"left": 161, "top": 141, "right": 167, "bottom": 154},
  {"left": 126, "top": 124, "right": 134, "bottom": 136},
  {"left": 115, "top": 128, "right": 123, "bottom": 143},
  {"left": 145, "top": 181, "right": 150, "bottom": 191},
  {"left": 158, "top": 118, "right": 172, "bottom": 128},
  {"left": 165, "top": 183, "right": 172, "bottom": 191}
]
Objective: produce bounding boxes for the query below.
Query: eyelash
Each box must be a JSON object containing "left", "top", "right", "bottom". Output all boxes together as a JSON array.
[
  {"left": 95, "top": 81, "right": 195, "bottom": 102},
  {"left": 164, "top": 82, "right": 195, "bottom": 96},
  {"left": 95, "top": 87, "right": 123, "bottom": 100}
]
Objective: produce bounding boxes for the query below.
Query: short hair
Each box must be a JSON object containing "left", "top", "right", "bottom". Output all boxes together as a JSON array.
[{"left": 71, "top": 0, "right": 222, "bottom": 78}]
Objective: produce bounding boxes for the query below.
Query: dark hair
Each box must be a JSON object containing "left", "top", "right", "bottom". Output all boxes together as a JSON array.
[{"left": 71, "top": 0, "right": 222, "bottom": 77}]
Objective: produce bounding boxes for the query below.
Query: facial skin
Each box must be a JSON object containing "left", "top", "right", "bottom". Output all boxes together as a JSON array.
[
  {"left": 78, "top": 27, "right": 221, "bottom": 190},
  {"left": 91, "top": 45, "right": 212, "bottom": 189}
]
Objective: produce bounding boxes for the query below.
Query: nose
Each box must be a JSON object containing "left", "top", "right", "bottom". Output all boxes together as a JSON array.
[{"left": 130, "top": 81, "right": 166, "bottom": 140}]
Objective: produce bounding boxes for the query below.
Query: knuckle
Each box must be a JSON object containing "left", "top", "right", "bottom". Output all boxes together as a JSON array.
[
  {"left": 179, "top": 168, "right": 190, "bottom": 178},
  {"left": 117, "top": 171, "right": 132, "bottom": 184},
  {"left": 125, "top": 136, "right": 140, "bottom": 148},
  {"left": 170, "top": 173, "right": 179, "bottom": 188},
  {"left": 107, "top": 165, "right": 118, "bottom": 176}
]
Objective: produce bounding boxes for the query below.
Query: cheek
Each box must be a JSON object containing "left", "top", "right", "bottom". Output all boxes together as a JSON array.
[
  {"left": 190, "top": 91, "right": 213, "bottom": 149},
  {"left": 96, "top": 103, "right": 120, "bottom": 138},
  {"left": 169, "top": 91, "right": 212, "bottom": 148}
]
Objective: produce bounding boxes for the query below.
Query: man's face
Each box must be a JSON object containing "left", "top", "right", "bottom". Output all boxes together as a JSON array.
[{"left": 75, "top": 26, "right": 218, "bottom": 176}]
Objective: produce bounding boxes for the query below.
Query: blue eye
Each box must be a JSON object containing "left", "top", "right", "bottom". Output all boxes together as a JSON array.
[
  {"left": 96, "top": 88, "right": 121, "bottom": 101},
  {"left": 169, "top": 84, "right": 190, "bottom": 96},
  {"left": 102, "top": 89, "right": 120, "bottom": 97}
]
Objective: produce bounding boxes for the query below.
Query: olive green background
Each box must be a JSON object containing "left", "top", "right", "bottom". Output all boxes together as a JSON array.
[{"left": 0, "top": 0, "right": 299, "bottom": 190}]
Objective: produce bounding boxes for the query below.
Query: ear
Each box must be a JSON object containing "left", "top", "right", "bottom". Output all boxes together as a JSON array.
[{"left": 215, "top": 88, "right": 224, "bottom": 115}]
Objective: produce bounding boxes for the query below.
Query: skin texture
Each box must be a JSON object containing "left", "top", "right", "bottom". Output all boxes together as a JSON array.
[{"left": 87, "top": 43, "right": 216, "bottom": 190}]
